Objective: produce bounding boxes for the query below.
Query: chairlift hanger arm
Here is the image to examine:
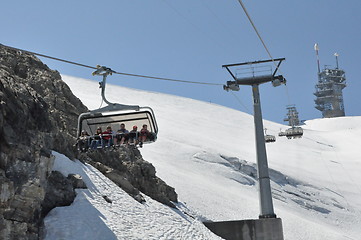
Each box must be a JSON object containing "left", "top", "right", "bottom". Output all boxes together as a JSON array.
[
  {"left": 92, "top": 65, "right": 123, "bottom": 107},
  {"left": 92, "top": 65, "right": 116, "bottom": 76},
  {"left": 89, "top": 65, "right": 141, "bottom": 112}
]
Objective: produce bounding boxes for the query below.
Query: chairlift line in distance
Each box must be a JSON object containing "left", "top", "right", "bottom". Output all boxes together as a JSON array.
[
  {"left": 264, "top": 128, "right": 276, "bottom": 143},
  {"left": 278, "top": 105, "right": 304, "bottom": 139},
  {"left": 77, "top": 65, "right": 158, "bottom": 147},
  {"left": 278, "top": 127, "right": 303, "bottom": 139}
]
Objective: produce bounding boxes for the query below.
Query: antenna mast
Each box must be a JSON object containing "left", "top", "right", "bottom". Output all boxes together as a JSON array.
[
  {"left": 334, "top": 52, "right": 339, "bottom": 69},
  {"left": 313, "top": 47, "right": 346, "bottom": 118},
  {"left": 314, "top": 43, "right": 321, "bottom": 75}
]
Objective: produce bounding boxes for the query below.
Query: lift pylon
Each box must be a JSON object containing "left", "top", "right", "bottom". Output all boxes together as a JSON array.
[
  {"left": 223, "top": 58, "right": 286, "bottom": 219},
  {"left": 278, "top": 105, "right": 303, "bottom": 139}
]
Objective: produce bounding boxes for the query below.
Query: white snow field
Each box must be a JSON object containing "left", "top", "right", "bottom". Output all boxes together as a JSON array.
[{"left": 44, "top": 75, "right": 361, "bottom": 240}]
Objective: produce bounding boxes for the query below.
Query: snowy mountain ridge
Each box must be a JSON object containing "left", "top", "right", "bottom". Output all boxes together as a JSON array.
[{"left": 44, "top": 75, "right": 361, "bottom": 240}]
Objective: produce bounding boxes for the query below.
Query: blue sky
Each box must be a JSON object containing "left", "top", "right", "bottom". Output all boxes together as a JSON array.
[{"left": 2, "top": 0, "right": 360, "bottom": 123}]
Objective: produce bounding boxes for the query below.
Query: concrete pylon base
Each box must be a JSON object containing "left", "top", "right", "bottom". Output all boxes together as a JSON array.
[{"left": 203, "top": 218, "right": 284, "bottom": 240}]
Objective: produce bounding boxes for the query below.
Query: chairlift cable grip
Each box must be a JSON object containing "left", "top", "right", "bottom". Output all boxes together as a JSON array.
[{"left": 92, "top": 65, "right": 116, "bottom": 106}]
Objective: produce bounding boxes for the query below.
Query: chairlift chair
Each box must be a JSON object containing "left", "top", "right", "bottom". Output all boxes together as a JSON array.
[
  {"left": 278, "top": 127, "right": 303, "bottom": 139},
  {"left": 264, "top": 128, "right": 276, "bottom": 143},
  {"left": 265, "top": 134, "right": 276, "bottom": 143},
  {"left": 76, "top": 66, "right": 158, "bottom": 146}
]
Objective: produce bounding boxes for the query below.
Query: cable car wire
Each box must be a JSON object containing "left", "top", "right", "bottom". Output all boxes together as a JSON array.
[
  {"left": 0, "top": 43, "right": 223, "bottom": 86},
  {"left": 236, "top": 0, "right": 292, "bottom": 105},
  {"left": 200, "top": 0, "right": 242, "bottom": 45},
  {"left": 1, "top": 43, "right": 97, "bottom": 70},
  {"left": 112, "top": 70, "right": 222, "bottom": 85},
  {"left": 230, "top": 91, "right": 251, "bottom": 113},
  {"left": 237, "top": 0, "right": 274, "bottom": 65},
  {"left": 161, "top": 0, "right": 228, "bottom": 51}
]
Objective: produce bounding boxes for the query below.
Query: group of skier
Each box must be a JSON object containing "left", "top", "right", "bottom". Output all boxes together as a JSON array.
[{"left": 77, "top": 123, "right": 153, "bottom": 152}]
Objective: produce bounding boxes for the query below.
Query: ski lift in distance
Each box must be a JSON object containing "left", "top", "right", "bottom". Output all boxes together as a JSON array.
[
  {"left": 278, "top": 105, "right": 303, "bottom": 139},
  {"left": 278, "top": 127, "right": 303, "bottom": 139},
  {"left": 264, "top": 128, "right": 276, "bottom": 143},
  {"left": 77, "top": 65, "right": 158, "bottom": 145}
]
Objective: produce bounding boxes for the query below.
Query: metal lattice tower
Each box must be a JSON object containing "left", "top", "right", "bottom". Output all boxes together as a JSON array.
[
  {"left": 283, "top": 105, "right": 300, "bottom": 127},
  {"left": 314, "top": 45, "right": 346, "bottom": 118}
]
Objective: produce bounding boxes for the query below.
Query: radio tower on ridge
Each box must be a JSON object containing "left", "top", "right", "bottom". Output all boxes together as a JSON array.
[{"left": 314, "top": 44, "right": 346, "bottom": 118}]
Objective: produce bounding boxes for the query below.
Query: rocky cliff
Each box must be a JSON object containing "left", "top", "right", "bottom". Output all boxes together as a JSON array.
[
  {"left": 0, "top": 45, "right": 87, "bottom": 239},
  {"left": 0, "top": 45, "right": 177, "bottom": 239}
]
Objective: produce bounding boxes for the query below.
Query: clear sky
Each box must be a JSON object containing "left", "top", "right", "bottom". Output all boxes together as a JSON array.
[{"left": 1, "top": 0, "right": 360, "bottom": 123}]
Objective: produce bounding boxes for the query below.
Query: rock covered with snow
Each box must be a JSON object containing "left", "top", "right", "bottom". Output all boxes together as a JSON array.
[
  {"left": 79, "top": 146, "right": 178, "bottom": 207},
  {"left": 67, "top": 173, "right": 87, "bottom": 189}
]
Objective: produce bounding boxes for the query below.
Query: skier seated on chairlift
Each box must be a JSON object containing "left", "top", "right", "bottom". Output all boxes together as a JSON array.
[
  {"left": 139, "top": 124, "right": 151, "bottom": 147},
  {"left": 77, "top": 130, "right": 90, "bottom": 152},
  {"left": 128, "top": 126, "right": 139, "bottom": 145},
  {"left": 114, "top": 123, "right": 129, "bottom": 145},
  {"left": 90, "top": 127, "right": 103, "bottom": 149},
  {"left": 102, "top": 126, "right": 114, "bottom": 147}
]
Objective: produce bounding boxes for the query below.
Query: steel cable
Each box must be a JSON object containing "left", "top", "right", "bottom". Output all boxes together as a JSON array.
[{"left": 0, "top": 43, "right": 222, "bottom": 86}]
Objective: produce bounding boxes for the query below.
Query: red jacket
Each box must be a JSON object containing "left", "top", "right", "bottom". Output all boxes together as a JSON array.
[{"left": 102, "top": 130, "right": 113, "bottom": 140}]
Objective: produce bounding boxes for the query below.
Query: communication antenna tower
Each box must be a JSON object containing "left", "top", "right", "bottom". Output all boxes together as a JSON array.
[{"left": 314, "top": 44, "right": 346, "bottom": 118}]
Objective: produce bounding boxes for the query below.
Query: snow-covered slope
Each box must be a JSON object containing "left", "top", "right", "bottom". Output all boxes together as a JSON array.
[
  {"left": 45, "top": 75, "right": 361, "bottom": 240},
  {"left": 45, "top": 152, "right": 220, "bottom": 240}
]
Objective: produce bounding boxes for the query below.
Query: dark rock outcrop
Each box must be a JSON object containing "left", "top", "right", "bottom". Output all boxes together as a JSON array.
[
  {"left": 0, "top": 45, "right": 88, "bottom": 159},
  {"left": 0, "top": 45, "right": 87, "bottom": 239},
  {"left": 67, "top": 173, "right": 87, "bottom": 189},
  {"left": 41, "top": 171, "right": 77, "bottom": 218}
]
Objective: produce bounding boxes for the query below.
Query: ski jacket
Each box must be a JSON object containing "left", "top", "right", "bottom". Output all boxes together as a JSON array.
[{"left": 102, "top": 130, "right": 113, "bottom": 140}]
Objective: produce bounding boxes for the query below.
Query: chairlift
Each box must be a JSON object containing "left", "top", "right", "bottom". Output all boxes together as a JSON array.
[
  {"left": 264, "top": 128, "right": 276, "bottom": 143},
  {"left": 278, "top": 127, "right": 303, "bottom": 139},
  {"left": 77, "top": 66, "right": 158, "bottom": 147},
  {"left": 278, "top": 105, "right": 303, "bottom": 139}
]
